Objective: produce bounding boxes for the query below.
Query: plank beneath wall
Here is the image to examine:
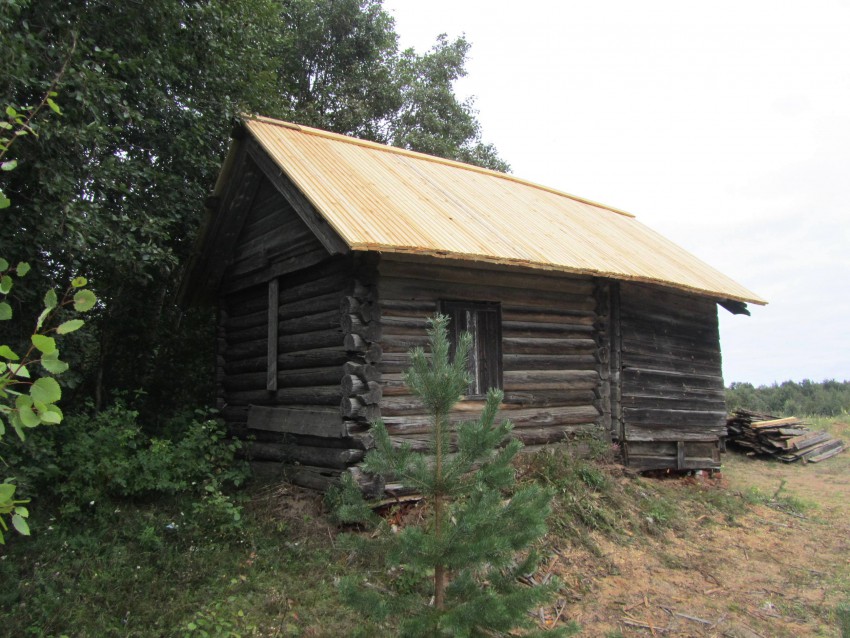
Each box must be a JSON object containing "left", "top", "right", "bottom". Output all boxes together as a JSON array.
[{"left": 247, "top": 405, "right": 344, "bottom": 438}]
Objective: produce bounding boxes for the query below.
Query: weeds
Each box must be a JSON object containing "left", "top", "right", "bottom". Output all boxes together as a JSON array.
[
  {"left": 837, "top": 600, "right": 850, "bottom": 638},
  {"left": 743, "top": 479, "right": 813, "bottom": 517}
]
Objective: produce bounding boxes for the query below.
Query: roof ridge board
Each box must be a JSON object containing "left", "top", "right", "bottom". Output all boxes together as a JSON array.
[{"left": 243, "top": 114, "right": 635, "bottom": 219}]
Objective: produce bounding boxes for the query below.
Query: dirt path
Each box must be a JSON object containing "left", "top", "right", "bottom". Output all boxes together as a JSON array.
[{"left": 549, "top": 422, "right": 850, "bottom": 637}]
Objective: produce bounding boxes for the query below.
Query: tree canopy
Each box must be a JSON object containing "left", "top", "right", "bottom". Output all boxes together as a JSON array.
[{"left": 0, "top": 0, "right": 508, "bottom": 418}]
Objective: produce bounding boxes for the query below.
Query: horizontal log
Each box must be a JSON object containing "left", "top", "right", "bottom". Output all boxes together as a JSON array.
[
  {"left": 382, "top": 404, "right": 601, "bottom": 436},
  {"left": 620, "top": 299, "right": 718, "bottom": 325},
  {"left": 501, "top": 389, "right": 598, "bottom": 408},
  {"left": 378, "top": 259, "right": 595, "bottom": 295},
  {"left": 501, "top": 320, "right": 595, "bottom": 339},
  {"left": 225, "top": 371, "right": 267, "bottom": 393},
  {"left": 620, "top": 320, "right": 718, "bottom": 347},
  {"left": 620, "top": 307, "right": 718, "bottom": 333},
  {"left": 224, "top": 246, "right": 330, "bottom": 294},
  {"left": 388, "top": 423, "right": 601, "bottom": 453},
  {"left": 618, "top": 351, "right": 721, "bottom": 377},
  {"left": 225, "top": 338, "right": 269, "bottom": 361},
  {"left": 380, "top": 373, "right": 411, "bottom": 396},
  {"left": 249, "top": 442, "right": 363, "bottom": 469},
  {"left": 248, "top": 423, "right": 370, "bottom": 447},
  {"left": 247, "top": 405, "right": 343, "bottom": 437},
  {"left": 379, "top": 315, "right": 429, "bottom": 336},
  {"left": 225, "top": 386, "right": 342, "bottom": 406},
  {"left": 502, "top": 337, "right": 597, "bottom": 356},
  {"left": 381, "top": 334, "right": 431, "bottom": 353},
  {"left": 224, "top": 365, "right": 344, "bottom": 391},
  {"left": 228, "top": 331, "right": 348, "bottom": 360},
  {"left": 621, "top": 339, "right": 721, "bottom": 364},
  {"left": 514, "top": 424, "right": 606, "bottom": 446},
  {"left": 229, "top": 230, "right": 320, "bottom": 280},
  {"left": 279, "top": 328, "right": 344, "bottom": 353},
  {"left": 620, "top": 280, "right": 715, "bottom": 308},
  {"left": 279, "top": 290, "right": 343, "bottom": 321},
  {"left": 232, "top": 217, "right": 315, "bottom": 266},
  {"left": 224, "top": 287, "right": 268, "bottom": 317},
  {"left": 279, "top": 347, "right": 350, "bottom": 370},
  {"left": 502, "top": 353, "right": 597, "bottom": 371},
  {"left": 277, "top": 268, "right": 351, "bottom": 307},
  {"left": 501, "top": 305, "right": 596, "bottom": 324},
  {"left": 379, "top": 299, "right": 437, "bottom": 317},
  {"left": 623, "top": 407, "right": 727, "bottom": 429},
  {"left": 225, "top": 323, "right": 266, "bottom": 345},
  {"left": 622, "top": 394, "right": 725, "bottom": 412},
  {"left": 379, "top": 277, "right": 596, "bottom": 312},
  {"left": 281, "top": 465, "right": 342, "bottom": 491},
  {"left": 503, "top": 369, "right": 599, "bottom": 392},
  {"left": 621, "top": 367, "right": 724, "bottom": 392},
  {"left": 385, "top": 347, "right": 576, "bottom": 373},
  {"left": 623, "top": 424, "right": 725, "bottom": 442},
  {"left": 278, "top": 308, "right": 341, "bottom": 336},
  {"left": 225, "top": 308, "right": 267, "bottom": 331},
  {"left": 380, "top": 389, "right": 597, "bottom": 416}
]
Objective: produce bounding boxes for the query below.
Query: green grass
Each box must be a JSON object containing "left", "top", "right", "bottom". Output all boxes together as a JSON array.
[
  {"left": 1, "top": 488, "right": 375, "bottom": 637},
  {"left": 5, "top": 421, "right": 848, "bottom": 637}
]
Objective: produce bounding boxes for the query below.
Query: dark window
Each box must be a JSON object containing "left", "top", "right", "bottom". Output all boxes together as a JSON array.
[{"left": 440, "top": 301, "right": 502, "bottom": 397}]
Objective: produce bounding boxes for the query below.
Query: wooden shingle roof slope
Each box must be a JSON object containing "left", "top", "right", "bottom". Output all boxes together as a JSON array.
[{"left": 182, "top": 115, "right": 765, "bottom": 306}]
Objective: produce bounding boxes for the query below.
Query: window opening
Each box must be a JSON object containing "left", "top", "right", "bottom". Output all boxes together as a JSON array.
[{"left": 440, "top": 301, "right": 502, "bottom": 397}]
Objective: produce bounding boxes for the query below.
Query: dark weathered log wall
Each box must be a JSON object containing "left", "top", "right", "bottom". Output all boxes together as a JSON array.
[
  {"left": 376, "top": 257, "right": 606, "bottom": 454},
  {"left": 618, "top": 283, "right": 725, "bottom": 470},
  {"left": 216, "top": 178, "right": 383, "bottom": 494}
]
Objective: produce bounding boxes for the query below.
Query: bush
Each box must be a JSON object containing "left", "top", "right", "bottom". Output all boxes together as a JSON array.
[{"left": 10, "top": 402, "right": 249, "bottom": 520}]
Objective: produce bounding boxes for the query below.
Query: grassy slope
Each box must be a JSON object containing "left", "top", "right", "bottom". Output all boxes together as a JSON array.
[{"left": 2, "top": 418, "right": 848, "bottom": 637}]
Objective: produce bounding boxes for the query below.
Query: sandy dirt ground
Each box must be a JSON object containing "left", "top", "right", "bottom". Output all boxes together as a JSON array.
[{"left": 543, "top": 422, "right": 850, "bottom": 637}]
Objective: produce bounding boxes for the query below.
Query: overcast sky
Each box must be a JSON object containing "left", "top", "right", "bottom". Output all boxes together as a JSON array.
[{"left": 382, "top": 0, "right": 850, "bottom": 386}]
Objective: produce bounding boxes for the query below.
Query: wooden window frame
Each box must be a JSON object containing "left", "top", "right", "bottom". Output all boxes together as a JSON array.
[{"left": 439, "top": 300, "right": 503, "bottom": 398}]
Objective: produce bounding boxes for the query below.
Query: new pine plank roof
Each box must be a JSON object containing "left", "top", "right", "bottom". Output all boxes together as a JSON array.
[{"left": 242, "top": 115, "right": 765, "bottom": 305}]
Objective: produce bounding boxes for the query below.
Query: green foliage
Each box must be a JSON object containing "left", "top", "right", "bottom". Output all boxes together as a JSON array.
[
  {"left": 524, "top": 445, "right": 639, "bottom": 552},
  {"left": 0, "top": 486, "right": 373, "bottom": 637},
  {"left": 1, "top": 0, "right": 508, "bottom": 420},
  {"left": 332, "top": 315, "right": 568, "bottom": 637},
  {"left": 182, "top": 598, "right": 255, "bottom": 638},
  {"left": 11, "top": 404, "right": 248, "bottom": 524},
  {"left": 0, "top": 258, "right": 95, "bottom": 541},
  {"left": 837, "top": 600, "right": 850, "bottom": 638},
  {"left": 727, "top": 379, "right": 850, "bottom": 417}
]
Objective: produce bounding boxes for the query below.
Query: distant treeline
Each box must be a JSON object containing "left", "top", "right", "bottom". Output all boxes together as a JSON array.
[{"left": 726, "top": 379, "right": 850, "bottom": 417}]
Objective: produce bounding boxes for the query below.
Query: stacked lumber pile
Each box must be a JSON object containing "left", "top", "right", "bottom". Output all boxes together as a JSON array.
[{"left": 726, "top": 409, "right": 846, "bottom": 463}]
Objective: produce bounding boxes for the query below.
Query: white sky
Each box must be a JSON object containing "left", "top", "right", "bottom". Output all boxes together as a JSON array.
[{"left": 383, "top": 0, "right": 850, "bottom": 386}]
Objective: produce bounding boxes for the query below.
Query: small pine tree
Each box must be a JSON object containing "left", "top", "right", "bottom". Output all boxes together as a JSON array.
[{"left": 334, "top": 314, "right": 576, "bottom": 637}]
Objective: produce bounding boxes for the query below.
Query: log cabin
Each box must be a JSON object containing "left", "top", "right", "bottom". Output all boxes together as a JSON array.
[{"left": 179, "top": 115, "right": 766, "bottom": 494}]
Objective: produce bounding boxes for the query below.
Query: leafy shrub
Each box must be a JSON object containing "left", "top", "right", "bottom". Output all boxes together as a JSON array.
[{"left": 10, "top": 402, "right": 248, "bottom": 520}]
